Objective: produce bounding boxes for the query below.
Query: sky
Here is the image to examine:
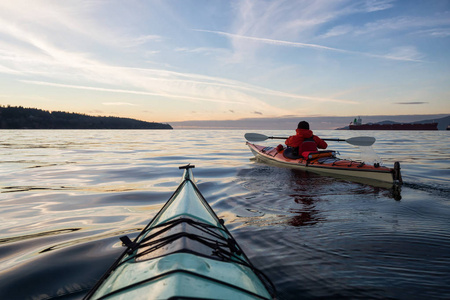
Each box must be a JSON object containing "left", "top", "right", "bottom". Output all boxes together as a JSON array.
[{"left": 0, "top": 0, "right": 449, "bottom": 126}]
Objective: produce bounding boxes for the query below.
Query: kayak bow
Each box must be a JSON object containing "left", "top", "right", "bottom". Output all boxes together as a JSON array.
[{"left": 85, "top": 164, "right": 275, "bottom": 300}]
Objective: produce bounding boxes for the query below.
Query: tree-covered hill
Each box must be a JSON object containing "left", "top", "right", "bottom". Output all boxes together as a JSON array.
[{"left": 0, "top": 106, "right": 172, "bottom": 129}]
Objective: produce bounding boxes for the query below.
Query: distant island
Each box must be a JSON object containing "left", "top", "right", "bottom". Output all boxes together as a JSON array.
[
  {"left": 0, "top": 106, "right": 172, "bottom": 129},
  {"left": 336, "top": 115, "right": 450, "bottom": 130}
]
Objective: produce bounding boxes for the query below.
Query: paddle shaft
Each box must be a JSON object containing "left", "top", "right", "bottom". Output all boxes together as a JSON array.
[{"left": 266, "top": 136, "right": 345, "bottom": 142}]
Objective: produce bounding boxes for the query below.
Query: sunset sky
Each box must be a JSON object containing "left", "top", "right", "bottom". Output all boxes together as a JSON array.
[{"left": 0, "top": 0, "right": 449, "bottom": 123}]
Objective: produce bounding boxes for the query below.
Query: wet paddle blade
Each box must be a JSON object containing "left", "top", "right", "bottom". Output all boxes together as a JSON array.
[
  {"left": 346, "top": 136, "right": 376, "bottom": 146},
  {"left": 244, "top": 133, "right": 270, "bottom": 142}
]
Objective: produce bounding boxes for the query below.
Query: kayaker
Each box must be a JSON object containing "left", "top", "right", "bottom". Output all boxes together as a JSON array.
[{"left": 285, "top": 121, "right": 328, "bottom": 158}]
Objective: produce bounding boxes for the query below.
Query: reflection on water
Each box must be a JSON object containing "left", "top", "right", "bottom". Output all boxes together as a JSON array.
[
  {"left": 0, "top": 228, "right": 82, "bottom": 245},
  {"left": 288, "top": 196, "right": 323, "bottom": 227},
  {"left": 288, "top": 171, "right": 325, "bottom": 227},
  {"left": 38, "top": 227, "right": 141, "bottom": 254},
  {"left": 2, "top": 186, "right": 72, "bottom": 193},
  {"left": 288, "top": 208, "right": 323, "bottom": 227},
  {"left": 0, "top": 130, "right": 449, "bottom": 299}
]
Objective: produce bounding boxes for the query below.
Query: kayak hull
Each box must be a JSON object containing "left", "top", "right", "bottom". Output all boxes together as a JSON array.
[
  {"left": 247, "top": 142, "right": 399, "bottom": 184},
  {"left": 86, "top": 165, "right": 274, "bottom": 300}
]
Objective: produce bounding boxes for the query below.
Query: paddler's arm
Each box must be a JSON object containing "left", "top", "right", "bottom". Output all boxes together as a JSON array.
[{"left": 314, "top": 136, "right": 328, "bottom": 149}]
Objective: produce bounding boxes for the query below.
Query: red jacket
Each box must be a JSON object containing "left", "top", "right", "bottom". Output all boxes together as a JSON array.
[{"left": 285, "top": 129, "right": 328, "bottom": 153}]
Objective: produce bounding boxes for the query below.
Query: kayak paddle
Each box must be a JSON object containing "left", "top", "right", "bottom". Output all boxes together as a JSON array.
[{"left": 244, "top": 133, "right": 376, "bottom": 146}]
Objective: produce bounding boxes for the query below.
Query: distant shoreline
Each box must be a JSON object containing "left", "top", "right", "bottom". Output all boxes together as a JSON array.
[
  {"left": 0, "top": 106, "right": 172, "bottom": 130},
  {"left": 170, "top": 114, "right": 450, "bottom": 130}
]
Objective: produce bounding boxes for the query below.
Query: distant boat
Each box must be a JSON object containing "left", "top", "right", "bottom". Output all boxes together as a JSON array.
[{"left": 349, "top": 117, "right": 438, "bottom": 130}]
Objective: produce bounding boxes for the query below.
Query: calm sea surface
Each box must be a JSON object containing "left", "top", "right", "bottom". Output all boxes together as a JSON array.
[{"left": 1, "top": 129, "right": 449, "bottom": 300}]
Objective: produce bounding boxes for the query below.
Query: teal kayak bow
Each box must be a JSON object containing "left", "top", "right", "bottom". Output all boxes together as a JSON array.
[{"left": 84, "top": 164, "right": 275, "bottom": 300}]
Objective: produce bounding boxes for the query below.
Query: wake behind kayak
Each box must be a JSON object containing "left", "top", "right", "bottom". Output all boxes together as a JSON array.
[{"left": 84, "top": 164, "right": 275, "bottom": 300}]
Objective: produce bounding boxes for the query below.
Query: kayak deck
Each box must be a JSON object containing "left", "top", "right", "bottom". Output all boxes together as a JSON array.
[
  {"left": 85, "top": 165, "right": 275, "bottom": 300},
  {"left": 247, "top": 142, "right": 402, "bottom": 184}
]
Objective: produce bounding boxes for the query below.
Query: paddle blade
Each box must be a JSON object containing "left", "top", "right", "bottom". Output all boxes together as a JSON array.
[
  {"left": 244, "top": 133, "right": 269, "bottom": 142},
  {"left": 346, "top": 136, "right": 376, "bottom": 146}
]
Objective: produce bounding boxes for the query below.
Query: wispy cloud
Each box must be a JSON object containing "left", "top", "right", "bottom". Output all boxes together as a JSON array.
[
  {"left": 196, "top": 29, "right": 343, "bottom": 52},
  {"left": 102, "top": 102, "right": 137, "bottom": 106},
  {"left": 124, "top": 35, "right": 163, "bottom": 48},
  {"left": 226, "top": 0, "right": 396, "bottom": 54},
  {"left": 320, "top": 25, "right": 354, "bottom": 38},
  {"left": 382, "top": 46, "right": 424, "bottom": 62},
  {"left": 363, "top": 0, "right": 395, "bottom": 12},
  {"left": 0, "top": 64, "right": 22, "bottom": 75},
  {"left": 175, "top": 47, "right": 229, "bottom": 56},
  {"left": 196, "top": 29, "right": 424, "bottom": 62},
  {"left": 395, "top": 102, "right": 428, "bottom": 105},
  {"left": 324, "top": 15, "right": 450, "bottom": 39},
  {"left": 20, "top": 80, "right": 248, "bottom": 105},
  {"left": 416, "top": 28, "right": 450, "bottom": 38}
]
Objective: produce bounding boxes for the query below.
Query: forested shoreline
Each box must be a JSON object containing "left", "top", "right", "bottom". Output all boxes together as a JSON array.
[{"left": 0, "top": 106, "right": 172, "bottom": 129}]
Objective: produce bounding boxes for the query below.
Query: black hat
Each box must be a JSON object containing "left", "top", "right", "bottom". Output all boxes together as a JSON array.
[{"left": 298, "top": 121, "right": 310, "bottom": 129}]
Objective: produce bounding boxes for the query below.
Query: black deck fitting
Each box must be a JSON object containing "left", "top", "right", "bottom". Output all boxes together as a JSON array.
[{"left": 179, "top": 164, "right": 195, "bottom": 170}]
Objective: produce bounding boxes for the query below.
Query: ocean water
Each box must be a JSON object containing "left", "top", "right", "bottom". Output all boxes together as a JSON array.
[{"left": 0, "top": 129, "right": 449, "bottom": 300}]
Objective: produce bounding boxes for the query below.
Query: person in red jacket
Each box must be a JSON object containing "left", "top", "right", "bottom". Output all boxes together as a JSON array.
[{"left": 285, "top": 121, "right": 327, "bottom": 158}]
